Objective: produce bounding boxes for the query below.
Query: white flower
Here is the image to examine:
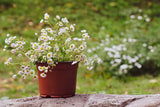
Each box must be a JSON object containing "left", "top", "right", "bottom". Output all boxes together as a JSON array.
[
  {"left": 87, "top": 66, "right": 93, "bottom": 70},
  {"left": 33, "top": 75, "right": 37, "bottom": 79},
  {"left": 43, "top": 56, "right": 46, "bottom": 60},
  {"left": 58, "top": 27, "right": 66, "bottom": 35},
  {"left": 47, "top": 52, "right": 52, "bottom": 58},
  {"left": 72, "top": 61, "right": 78, "bottom": 65},
  {"left": 73, "top": 38, "right": 82, "bottom": 41},
  {"left": 62, "top": 17, "right": 69, "bottom": 23},
  {"left": 40, "top": 73, "right": 46, "bottom": 78},
  {"left": 46, "top": 46, "right": 51, "bottom": 50},
  {"left": 12, "top": 74, "right": 16, "bottom": 79},
  {"left": 54, "top": 44, "right": 59, "bottom": 51},
  {"left": 11, "top": 49, "right": 16, "bottom": 53},
  {"left": 18, "top": 54, "right": 22, "bottom": 57},
  {"left": 4, "top": 61, "right": 9, "bottom": 65},
  {"left": 53, "top": 53, "right": 57, "bottom": 58},
  {"left": 65, "top": 49, "right": 70, "bottom": 54},
  {"left": 44, "top": 69, "right": 48, "bottom": 73},
  {"left": 75, "top": 55, "right": 79, "bottom": 59},
  {"left": 87, "top": 49, "right": 92, "bottom": 53},
  {"left": 47, "top": 59, "right": 53, "bottom": 65},
  {"left": 18, "top": 71, "right": 23, "bottom": 74},
  {"left": 65, "top": 37, "right": 71, "bottom": 44},
  {"left": 6, "top": 34, "right": 10, "bottom": 37},
  {"left": 145, "top": 18, "right": 150, "bottom": 22},
  {"left": 142, "top": 43, "right": 147, "bottom": 47},
  {"left": 137, "top": 16, "right": 142, "bottom": 20},
  {"left": 20, "top": 65, "right": 25, "bottom": 70},
  {"left": 70, "top": 44, "right": 75, "bottom": 50},
  {"left": 79, "top": 45, "right": 84, "bottom": 50},
  {"left": 148, "top": 46, "right": 153, "bottom": 49},
  {"left": 4, "top": 45, "right": 7, "bottom": 48},
  {"left": 42, "top": 66, "right": 48, "bottom": 71},
  {"left": 59, "top": 22, "right": 63, "bottom": 26},
  {"left": 10, "top": 43, "right": 16, "bottom": 48},
  {"left": 84, "top": 60, "right": 89, "bottom": 65},
  {"left": 114, "top": 59, "right": 121, "bottom": 63},
  {"left": 82, "top": 33, "right": 88, "bottom": 38},
  {"left": 97, "top": 58, "right": 102, "bottom": 64},
  {"left": 134, "top": 63, "right": 142, "bottom": 69},
  {"left": 38, "top": 66, "right": 43, "bottom": 72},
  {"left": 3, "top": 49, "right": 6, "bottom": 51},
  {"left": 19, "top": 45, "right": 24, "bottom": 49},
  {"left": 35, "top": 33, "right": 38, "bottom": 35},
  {"left": 39, "top": 45, "right": 45, "bottom": 52},
  {"left": 8, "top": 57, "right": 12, "bottom": 62},
  {"left": 22, "top": 75, "right": 26, "bottom": 79},
  {"left": 150, "top": 49, "right": 154, "bottom": 52},
  {"left": 40, "top": 19, "right": 44, "bottom": 23},
  {"left": 130, "top": 15, "right": 135, "bottom": 19},
  {"left": 81, "top": 30, "right": 86, "bottom": 33},
  {"left": 120, "top": 64, "right": 128, "bottom": 70},
  {"left": 74, "top": 48, "right": 79, "bottom": 53},
  {"left": 85, "top": 35, "right": 90, "bottom": 39},
  {"left": 56, "top": 15, "right": 60, "bottom": 20},
  {"left": 30, "top": 69, "right": 35, "bottom": 75},
  {"left": 32, "top": 42, "right": 39, "bottom": 49},
  {"left": 46, "top": 28, "right": 52, "bottom": 33},
  {"left": 70, "top": 25, "right": 75, "bottom": 32},
  {"left": 25, "top": 65, "right": 31, "bottom": 70},
  {"left": 41, "top": 29, "right": 46, "bottom": 33},
  {"left": 44, "top": 13, "right": 49, "bottom": 19}
]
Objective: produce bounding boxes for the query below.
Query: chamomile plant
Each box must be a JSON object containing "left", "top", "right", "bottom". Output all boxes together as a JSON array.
[{"left": 3, "top": 13, "right": 102, "bottom": 79}]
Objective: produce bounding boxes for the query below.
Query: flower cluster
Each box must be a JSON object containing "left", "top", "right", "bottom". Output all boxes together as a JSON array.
[
  {"left": 3, "top": 13, "right": 102, "bottom": 79},
  {"left": 87, "top": 34, "right": 155, "bottom": 74}
]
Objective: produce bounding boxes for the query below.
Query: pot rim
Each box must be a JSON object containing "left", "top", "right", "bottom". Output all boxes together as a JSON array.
[{"left": 36, "top": 61, "right": 79, "bottom": 64}]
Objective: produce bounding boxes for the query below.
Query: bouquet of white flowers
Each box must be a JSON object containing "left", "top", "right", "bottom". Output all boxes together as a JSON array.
[{"left": 3, "top": 13, "right": 102, "bottom": 80}]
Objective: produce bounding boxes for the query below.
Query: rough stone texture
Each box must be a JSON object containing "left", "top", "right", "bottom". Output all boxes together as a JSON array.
[{"left": 0, "top": 94, "right": 160, "bottom": 107}]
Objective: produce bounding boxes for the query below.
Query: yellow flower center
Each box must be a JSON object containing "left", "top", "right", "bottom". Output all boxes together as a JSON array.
[
  {"left": 42, "top": 66, "right": 45, "bottom": 70},
  {"left": 48, "top": 60, "right": 52, "bottom": 63},
  {"left": 33, "top": 75, "right": 37, "bottom": 78},
  {"left": 40, "top": 47, "right": 44, "bottom": 50},
  {"left": 30, "top": 71, "right": 33, "bottom": 74},
  {"left": 75, "top": 49, "right": 78, "bottom": 52},
  {"left": 46, "top": 16, "right": 49, "bottom": 19}
]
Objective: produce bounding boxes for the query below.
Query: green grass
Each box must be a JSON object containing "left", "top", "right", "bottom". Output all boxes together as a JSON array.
[{"left": 0, "top": 0, "right": 160, "bottom": 99}]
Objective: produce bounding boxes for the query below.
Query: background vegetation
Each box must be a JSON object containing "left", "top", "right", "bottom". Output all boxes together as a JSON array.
[{"left": 0, "top": 0, "right": 160, "bottom": 99}]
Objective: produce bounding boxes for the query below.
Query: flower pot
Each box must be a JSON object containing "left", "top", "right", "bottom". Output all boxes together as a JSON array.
[{"left": 36, "top": 62, "right": 79, "bottom": 98}]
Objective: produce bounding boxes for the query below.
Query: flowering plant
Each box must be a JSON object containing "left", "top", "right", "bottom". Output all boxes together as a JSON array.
[
  {"left": 87, "top": 9, "right": 155, "bottom": 75},
  {"left": 3, "top": 13, "right": 102, "bottom": 79}
]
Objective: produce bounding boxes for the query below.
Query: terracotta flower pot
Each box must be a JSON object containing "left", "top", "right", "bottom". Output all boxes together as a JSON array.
[{"left": 36, "top": 62, "right": 79, "bottom": 98}]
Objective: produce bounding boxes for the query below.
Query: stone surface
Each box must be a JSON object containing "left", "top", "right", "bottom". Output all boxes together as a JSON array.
[{"left": 0, "top": 94, "right": 160, "bottom": 107}]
